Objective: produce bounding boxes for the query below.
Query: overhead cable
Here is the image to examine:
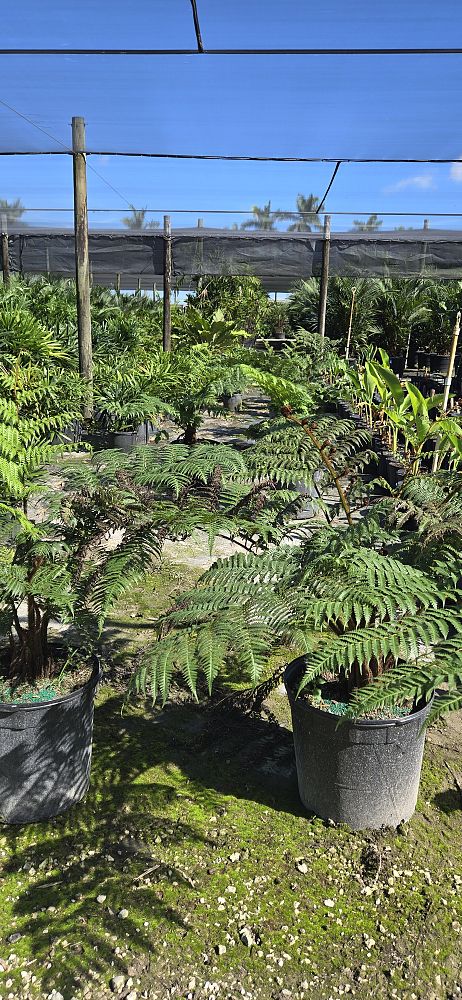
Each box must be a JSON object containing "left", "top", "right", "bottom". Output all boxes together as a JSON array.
[
  {"left": 189, "top": 0, "right": 204, "bottom": 52},
  {"left": 1, "top": 47, "right": 462, "bottom": 55},
  {"left": 318, "top": 161, "right": 341, "bottom": 212},
  {"left": 0, "top": 151, "right": 461, "bottom": 164}
]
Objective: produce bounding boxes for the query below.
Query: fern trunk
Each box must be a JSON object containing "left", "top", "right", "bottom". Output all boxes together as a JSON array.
[
  {"left": 184, "top": 424, "right": 197, "bottom": 445},
  {"left": 10, "top": 598, "right": 51, "bottom": 682}
]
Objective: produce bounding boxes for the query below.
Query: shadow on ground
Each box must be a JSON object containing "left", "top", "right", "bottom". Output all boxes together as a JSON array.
[{"left": 0, "top": 694, "right": 299, "bottom": 996}]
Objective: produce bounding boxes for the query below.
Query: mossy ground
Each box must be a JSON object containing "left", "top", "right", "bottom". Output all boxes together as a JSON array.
[{"left": 0, "top": 562, "right": 461, "bottom": 1000}]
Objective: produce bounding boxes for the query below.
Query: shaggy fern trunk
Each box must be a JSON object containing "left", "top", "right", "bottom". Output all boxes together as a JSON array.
[
  {"left": 184, "top": 424, "right": 197, "bottom": 445},
  {"left": 10, "top": 594, "right": 51, "bottom": 682}
]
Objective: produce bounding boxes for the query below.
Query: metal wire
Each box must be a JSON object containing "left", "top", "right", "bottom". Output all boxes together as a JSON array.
[
  {"left": 0, "top": 151, "right": 461, "bottom": 164},
  {"left": 189, "top": 0, "right": 204, "bottom": 52},
  {"left": 15, "top": 208, "right": 462, "bottom": 218},
  {"left": 318, "top": 162, "right": 341, "bottom": 212},
  {"left": 1, "top": 47, "right": 462, "bottom": 55}
]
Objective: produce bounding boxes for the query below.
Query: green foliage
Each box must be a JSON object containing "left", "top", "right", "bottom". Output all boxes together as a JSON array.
[
  {"left": 136, "top": 464, "right": 462, "bottom": 719},
  {"left": 374, "top": 278, "right": 431, "bottom": 356},
  {"left": 187, "top": 275, "right": 270, "bottom": 339},
  {"left": 172, "top": 306, "right": 246, "bottom": 348},
  {"left": 288, "top": 278, "right": 380, "bottom": 355}
]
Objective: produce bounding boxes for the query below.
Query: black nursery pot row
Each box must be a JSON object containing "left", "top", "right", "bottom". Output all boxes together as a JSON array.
[
  {"left": 56, "top": 421, "right": 153, "bottom": 453},
  {"left": 335, "top": 400, "right": 406, "bottom": 489}
]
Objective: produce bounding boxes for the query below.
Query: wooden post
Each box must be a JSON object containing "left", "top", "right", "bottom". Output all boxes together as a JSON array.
[
  {"left": 1, "top": 214, "right": 9, "bottom": 286},
  {"left": 432, "top": 311, "right": 460, "bottom": 472},
  {"left": 318, "top": 215, "right": 331, "bottom": 347},
  {"left": 163, "top": 215, "right": 172, "bottom": 352},
  {"left": 72, "top": 116, "right": 93, "bottom": 418},
  {"left": 115, "top": 272, "right": 121, "bottom": 292},
  {"left": 345, "top": 286, "right": 356, "bottom": 361},
  {"left": 137, "top": 276, "right": 141, "bottom": 293},
  {"left": 404, "top": 326, "right": 413, "bottom": 370}
]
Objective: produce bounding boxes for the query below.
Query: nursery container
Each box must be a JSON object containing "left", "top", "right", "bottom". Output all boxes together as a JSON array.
[
  {"left": 81, "top": 430, "right": 112, "bottom": 451},
  {"left": 82, "top": 423, "right": 150, "bottom": 452},
  {"left": 112, "top": 423, "right": 149, "bottom": 451},
  {"left": 428, "top": 354, "right": 452, "bottom": 376},
  {"left": 0, "top": 657, "right": 101, "bottom": 824},
  {"left": 389, "top": 356, "right": 405, "bottom": 376},
  {"left": 285, "top": 657, "right": 431, "bottom": 830},
  {"left": 221, "top": 393, "right": 243, "bottom": 413},
  {"left": 417, "top": 352, "right": 430, "bottom": 371},
  {"left": 55, "top": 420, "right": 81, "bottom": 446}
]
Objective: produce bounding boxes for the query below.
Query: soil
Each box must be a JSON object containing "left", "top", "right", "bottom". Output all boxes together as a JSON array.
[
  {"left": 0, "top": 648, "right": 93, "bottom": 704},
  {"left": 302, "top": 676, "right": 413, "bottom": 720}
]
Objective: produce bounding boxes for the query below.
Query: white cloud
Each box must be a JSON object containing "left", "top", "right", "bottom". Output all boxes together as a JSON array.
[
  {"left": 384, "top": 173, "right": 435, "bottom": 193},
  {"left": 450, "top": 159, "right": 462, "bottom": 181}
]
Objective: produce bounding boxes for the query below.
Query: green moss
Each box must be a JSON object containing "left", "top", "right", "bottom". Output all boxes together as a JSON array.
[{"left": 0, "top": 562, "right": 461, "bottom": 999}]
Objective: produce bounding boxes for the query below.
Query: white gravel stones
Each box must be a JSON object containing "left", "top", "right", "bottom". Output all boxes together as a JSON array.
[
  {"left": 239, "top": 926, "right": 255, "bottom": 948},
  {"left": 110, "top": 975, "right": 126, "bottom": 993}
]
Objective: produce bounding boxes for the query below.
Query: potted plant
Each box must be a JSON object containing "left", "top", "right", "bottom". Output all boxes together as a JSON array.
[
  {"left": 136, "top": 404, "right": 462, "bottom": 831},
  {"left": 0, "top": 367, "right": 169, "bottom": 823},
  {"left": 374, "top": 278, "right": 431, "bottom": 375},
  {"left": 85, "top": 365, "right": 167, "bottom": 451}
]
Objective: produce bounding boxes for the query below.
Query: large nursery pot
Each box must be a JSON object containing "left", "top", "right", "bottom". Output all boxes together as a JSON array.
[
  {"left": 389, "top": 355, "right": 405, "bottom": 376},
  {"left": 0, "top": 657, "right": 101, "bottom": 825},
  {"left": 112, "top": 423, "right": 149, "bottom": 451},
  {"left": 428, "top": 353, "right": 452, "bottom": 376},
  {"left": 417, "top": 351, "right": 430, "bottom": 371},
  {"left": 82, "top": 422, "right": 149, "bottom": 452},
  {"left": 284, "top": 657, "right": 431, "bottom": 830}
]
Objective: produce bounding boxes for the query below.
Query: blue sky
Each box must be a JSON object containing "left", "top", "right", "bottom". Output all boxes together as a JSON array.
[{"left": 1, "top": 0, "right": 462, "bottom": 232}]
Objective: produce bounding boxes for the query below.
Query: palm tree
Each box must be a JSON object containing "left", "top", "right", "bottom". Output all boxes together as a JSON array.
[
  {"left": 241, "top": 201, "right": 278, "bottom": 231},
  {"left": 352, "top": 214, "right": 383, "bottom": 233},
  {"left": 122, "top": 206, "right": 160, "bottom": 230},
  {"left": 284, "top": 193, "right": 323, "bottom": 232},
  {"left": 0, "top": 199, "right": 26, "bottom": 227}
]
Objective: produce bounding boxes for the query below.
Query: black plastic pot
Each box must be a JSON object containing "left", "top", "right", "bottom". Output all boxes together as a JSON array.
[
  {"left": 417, "top": 351, "right": 430, "bottom": 371},
  {"left": 386, "top": 458, "right": 406, "bottom": 489},
  {"left": 406, "top": 347, "right": 418, "bottom": 369},
  {"left": 389, "top": 355, "right": 405, "bottom": 376},
  {"left": 54, "top": 420, "right": 81, "bottom": 446},
  {"left": 81, "top": 423, "right": 149, "bottom": 452},
  {"left": 428, "top": 353, "right": 451, "bottom": 376},
  {"left": 285, "top": 657, "right": 431, "bottom": 830},
  {"left": 0, "top": 658, "right": 101, "bottom": 825},
  {"left": 81, "top": 430, "right": 112, "bottom": 451},
  {"left": 112, "top": 424, "right": 149, "bottom": 452},
  {"left": 221, "top": 393, "right": 243, "bottom": 413}
]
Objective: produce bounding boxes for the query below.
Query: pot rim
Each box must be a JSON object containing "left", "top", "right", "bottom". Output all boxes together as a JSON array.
[
  {"left": 0, "top": 652, "right": 102, "bottom": 713},
  {"left": 284, "top": 655, "right": 432, "bottom": 730}
]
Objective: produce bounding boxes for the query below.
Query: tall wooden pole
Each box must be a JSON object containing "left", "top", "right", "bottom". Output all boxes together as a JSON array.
[
  {"left": 163, "top": 214, "right": 172, "bottom": 352},
  {"left": 1, "top": 214, "right": 9, "bottom": 286},
  {"left": 318, "top": 214, "right": 331, "bottom": 348},
  {"left": 345, "top": 286, "right": 356, "bottom": 361},
  {"left": 432, "top": 311, "right": 460, "bottom": 472},
  {"left": 72, "top": 115, "right": 93, "bottom": 418}
]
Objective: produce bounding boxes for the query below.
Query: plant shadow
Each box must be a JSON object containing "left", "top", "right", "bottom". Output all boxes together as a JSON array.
[
  {"left": 1, "top": 692, "right": 300, "bottom": 996},
  {"left": 433, "top": 787, "right": 462, "bottom": 814}
]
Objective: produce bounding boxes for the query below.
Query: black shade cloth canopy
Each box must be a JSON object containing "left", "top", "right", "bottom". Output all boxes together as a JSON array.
[{"left": 8, "top": 227, "right": 462, "bottom": 292}]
